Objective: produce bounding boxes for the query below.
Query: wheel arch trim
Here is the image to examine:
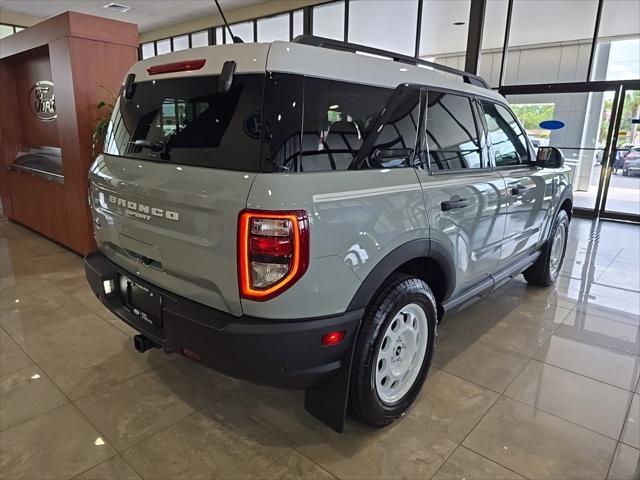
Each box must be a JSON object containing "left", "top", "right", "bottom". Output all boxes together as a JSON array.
[{"left": 346, "top": 239, "right": 456, "bottom": 311}]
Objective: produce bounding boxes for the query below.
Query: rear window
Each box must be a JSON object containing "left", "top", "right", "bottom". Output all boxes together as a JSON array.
[{"left": 104, "top": 74, "right": 264, "bottom": 171}]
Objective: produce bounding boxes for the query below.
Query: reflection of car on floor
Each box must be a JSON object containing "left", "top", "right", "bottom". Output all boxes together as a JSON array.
[{"left": 623, "top": 147, "right": 640, "bottom": 176}]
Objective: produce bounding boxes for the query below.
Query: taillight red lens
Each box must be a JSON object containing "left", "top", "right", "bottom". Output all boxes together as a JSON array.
[
  {"left": 238, "top": 210, "right": 309, "bottom": 301},
  {"left": 250, "top": 236, "right": 292, "bottom": 257},
  {"left": 147, "top": 59, "right": 206, "bottom": 75}
]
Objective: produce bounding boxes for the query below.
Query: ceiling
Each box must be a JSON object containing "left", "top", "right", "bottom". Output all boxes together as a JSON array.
[{"left": 0, "top": 0, "right": 267, "bottom": 32}]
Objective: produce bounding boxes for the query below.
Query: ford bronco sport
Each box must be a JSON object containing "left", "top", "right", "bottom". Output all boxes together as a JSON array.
[{"left": 84, "top": 36, "right": 573, "bottom": 432}]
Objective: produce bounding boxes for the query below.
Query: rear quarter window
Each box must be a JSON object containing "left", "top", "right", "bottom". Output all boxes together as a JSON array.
[{"left": 262, "top": 75, "right": 393, "bottom": 172}]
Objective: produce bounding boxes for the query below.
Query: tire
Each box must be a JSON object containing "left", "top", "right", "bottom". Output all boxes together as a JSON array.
[
  {"left": 524, "top": 209, "right": 569, "bottom": 287},
  {"left": 349, "top": 273, "right": 437, "bottom": 427}
]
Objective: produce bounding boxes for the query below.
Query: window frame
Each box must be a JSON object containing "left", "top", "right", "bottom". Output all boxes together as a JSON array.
[
  {"left": 477, "top": 98, "right": 534, "bottom": 170},
  {"left": 421, "top": 86, "right": 489, "bottom": 175}
]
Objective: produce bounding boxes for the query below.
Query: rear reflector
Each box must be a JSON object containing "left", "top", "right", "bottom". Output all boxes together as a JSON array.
[
  {"left": 321, "top": 331, "right": 345, "bottom": 346},
  {"left": 238, "top": 210, "right": 309, "bottom": 301},
  {"left": 147, "top": 59, "right": 206, "bottom": 75}
]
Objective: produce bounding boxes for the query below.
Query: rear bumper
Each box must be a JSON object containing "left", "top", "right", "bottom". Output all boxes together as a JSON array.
[{"left": 84, "top": 250, "right": 362, "bottom": 389}]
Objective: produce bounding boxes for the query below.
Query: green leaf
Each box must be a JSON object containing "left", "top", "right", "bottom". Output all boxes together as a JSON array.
[{"left": 97, "top": 101, "right": 106, "bottom": 109}]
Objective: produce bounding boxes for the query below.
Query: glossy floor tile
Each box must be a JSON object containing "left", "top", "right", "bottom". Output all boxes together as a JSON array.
[
  {"left": 463, "top": 397, "right": 617, "bottom": 480},
  {"left": 1, "top": 217, "right": 639, "bottom": 479},
  {"left": 0, "top": 366, "right": 68, "bottom": 431}
]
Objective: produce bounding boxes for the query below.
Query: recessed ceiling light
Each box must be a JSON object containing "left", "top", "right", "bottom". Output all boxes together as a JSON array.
[
  {"left": 453, "top": 21, "right": 465, "bottom": 26},
  {"left": 399, "top": 67, "right": 408, "bottom": 72},
  {"left": 103, "top": 2, "right": 132, "bottom": 13}
]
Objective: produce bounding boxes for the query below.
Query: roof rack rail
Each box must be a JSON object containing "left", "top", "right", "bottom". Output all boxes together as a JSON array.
[{"left": 292, "top": 35, "right": 490, "bottom": 90}]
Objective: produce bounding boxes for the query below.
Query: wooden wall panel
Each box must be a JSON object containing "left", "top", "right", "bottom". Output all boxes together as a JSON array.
[
  {"left": 7, "top": 171, "right": 70, "bottom": 246},
  {"left": 0, "top": 11, "right": 138, "bottom": 255},
  {"left": 63, "top": 37, "right": 139, "bottom": 253},
  {"left": 0, "top": 63, "right": 21, "bottom": 219},
  {"left": 12, "top": 46, "right": 59, "bottom": 149}
]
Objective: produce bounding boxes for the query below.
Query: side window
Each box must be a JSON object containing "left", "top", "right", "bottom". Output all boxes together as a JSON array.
[
  {"left": 299, "top": 77, "right": 392, "bottom": 172},
  {"left": 481, "top": 101, "right": 530, "bottom": 166},
  {"left": 425, "top": 91, "right": 482, "bottom": 170},
  {"left": 362, "top": 88, "right": 421, "bottom": 169}
]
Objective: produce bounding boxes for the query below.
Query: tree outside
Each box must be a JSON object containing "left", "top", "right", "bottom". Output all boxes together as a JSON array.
[{"left": 511, "top": 103, "right": 555, "bottom": 138}]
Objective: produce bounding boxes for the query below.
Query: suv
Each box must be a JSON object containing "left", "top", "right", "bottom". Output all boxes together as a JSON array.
[{"left": 84, "top": 36, "right": 573, "bottom": 432}]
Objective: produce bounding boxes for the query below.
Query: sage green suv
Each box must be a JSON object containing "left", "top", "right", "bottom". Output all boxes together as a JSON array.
[{"left": 84, "top": 36, "right": 573, "bottom": 432}]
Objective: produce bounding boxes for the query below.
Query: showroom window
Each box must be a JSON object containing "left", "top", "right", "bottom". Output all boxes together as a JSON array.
[
  {"left": 312, "top": 1, "right": 345, "bottom": 41},
  {"left": 225, "top": 21, "right": 255, "bottom": 43},
  {"left": 257, "top": 14, "right": 290, "bottom": 43},
  {"left": 348, "top": 0, "right": 418, "bottom": 57},
  {"left": 503, "top": 0, "right": 599, "bottom": 85},
  {"left": 141, "top": 42, "right": 155, "bottom": 59},
  {"left": 292, "top": 10, "right": 303, "bottom": 38},
  {"left": 478, "top": 0, "right": 508, "bottom": 88},
  {"left": 419, "top": 0, "right": 470, "bottom": 68},
  {"left": 191, "top": 30, "right": 209, "bottom": 48},
  {"left": 426, "top": 92, "right": 482, "bottom": 170},
  {"left": 172, "top": 35, "right": 189, "bottom": 51},
  {"left": 591, "top": 0, "right": 640, "bottom": 80},
  {"left": 0, "top": 23, "right": 24, "bottom": 38},
  {"left": 156, "top": 38, "right": 171, "bottom": 55}
]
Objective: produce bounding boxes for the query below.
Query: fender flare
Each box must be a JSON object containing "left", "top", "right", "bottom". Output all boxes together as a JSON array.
[
  {"left": 346, "top": 238, "right": 456, "bottom": 311},
  {"left": 542, "top": 185, "right": 573, "bottom": 242}
]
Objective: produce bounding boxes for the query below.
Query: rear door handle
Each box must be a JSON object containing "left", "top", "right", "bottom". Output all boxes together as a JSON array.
[
  {"left": 441, "top": 198, "right": 470, "bottom": 211},
  {"left": 510, "top": 184, "right": 532, "bottom": 195}
]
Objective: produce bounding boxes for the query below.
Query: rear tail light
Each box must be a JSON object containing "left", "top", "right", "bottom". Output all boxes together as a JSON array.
[{"left": 238, "top": 210, "right": 309, "bottom": 301}]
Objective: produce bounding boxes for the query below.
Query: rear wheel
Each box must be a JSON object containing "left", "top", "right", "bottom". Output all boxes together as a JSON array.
[
  {"left": 524, "top": 209, "right": 569, "bottom": 286},
  {"left": 349, "top": 274, "right": 436, "bottom": 427}
]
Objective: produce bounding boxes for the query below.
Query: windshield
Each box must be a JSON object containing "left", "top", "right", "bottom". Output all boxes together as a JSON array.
[{"left": 104, "top": 74, "right": 264, "bottom": 171}]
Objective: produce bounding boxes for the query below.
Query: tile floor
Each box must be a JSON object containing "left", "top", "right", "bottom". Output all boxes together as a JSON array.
[{"left": 0, "top": 217, "right": 639, "bottom": 480}]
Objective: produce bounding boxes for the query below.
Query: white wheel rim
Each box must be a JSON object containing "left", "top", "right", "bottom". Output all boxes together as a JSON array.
[
  {"left": 374, "top": 303, "right": 429, "bottom": 405},
  {"left": 550, "top": 222, "right": 566, "bottom": 277}
]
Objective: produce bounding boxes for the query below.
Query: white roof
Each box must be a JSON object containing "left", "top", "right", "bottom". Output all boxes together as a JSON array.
[{"left": 128, "top": 40, "right": 505, "bottom": 103}]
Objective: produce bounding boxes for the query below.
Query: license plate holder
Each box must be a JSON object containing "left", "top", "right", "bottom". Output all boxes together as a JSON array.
[{"left": 119, "top": 275, "right": 162, "bottom": 327}]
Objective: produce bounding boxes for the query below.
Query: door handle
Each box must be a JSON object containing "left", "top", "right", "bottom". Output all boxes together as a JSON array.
[
  {"left": 510, "top": 184, "right": 531, "bottom": 195},
  {"left": 441, "top": 198, "right": 470, "bottom": 211}
]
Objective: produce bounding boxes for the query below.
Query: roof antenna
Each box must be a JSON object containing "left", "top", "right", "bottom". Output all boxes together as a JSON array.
[{"left": 214, "top": 0, "right": 243, "bottom": 43}]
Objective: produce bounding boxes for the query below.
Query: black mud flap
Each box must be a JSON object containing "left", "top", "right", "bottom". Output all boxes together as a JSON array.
[{"left": 304, "top": 328, "right": 360, "bottom": 433}]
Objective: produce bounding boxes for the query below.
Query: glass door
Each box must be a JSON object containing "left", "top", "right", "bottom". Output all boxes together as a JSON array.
[
  {"left": 506, "top": 89, "right": 618, "bottom": 216},
  {"left": 601, "top": 88, "right": 640, "bottom": 219}
]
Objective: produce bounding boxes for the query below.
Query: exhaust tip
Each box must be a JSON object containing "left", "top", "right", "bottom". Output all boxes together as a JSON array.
[{"left": 133, "top": 334, "right": 159, "bottom": 353}]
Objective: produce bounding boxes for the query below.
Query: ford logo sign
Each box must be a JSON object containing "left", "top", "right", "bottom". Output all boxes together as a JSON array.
[
  {"left": 29, "top": 80, "right": 57, "bottom": 122},
  {"left": 539, "top": 120, "right": 565, "bottom": 130}
]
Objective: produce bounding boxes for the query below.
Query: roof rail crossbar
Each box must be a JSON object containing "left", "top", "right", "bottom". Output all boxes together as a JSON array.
[{"left": 292, "top": 35, "right": 490, "bottom": 89}]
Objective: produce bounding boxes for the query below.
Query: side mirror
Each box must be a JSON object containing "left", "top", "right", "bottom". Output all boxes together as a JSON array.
[
  {"left": 536, "top": 146, "right": 564, "bottom": 168},
  {"left": 370, "top": 148, "right": 412, "bottom": 169}
]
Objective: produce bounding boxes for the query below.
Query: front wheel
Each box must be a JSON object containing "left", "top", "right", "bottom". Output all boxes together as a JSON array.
[
  {"left": 349, "top": 274, "right": 437, "bottom": 427},
  {"left": 524, "top": 209, "right": 569, "bottom": 286}
]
